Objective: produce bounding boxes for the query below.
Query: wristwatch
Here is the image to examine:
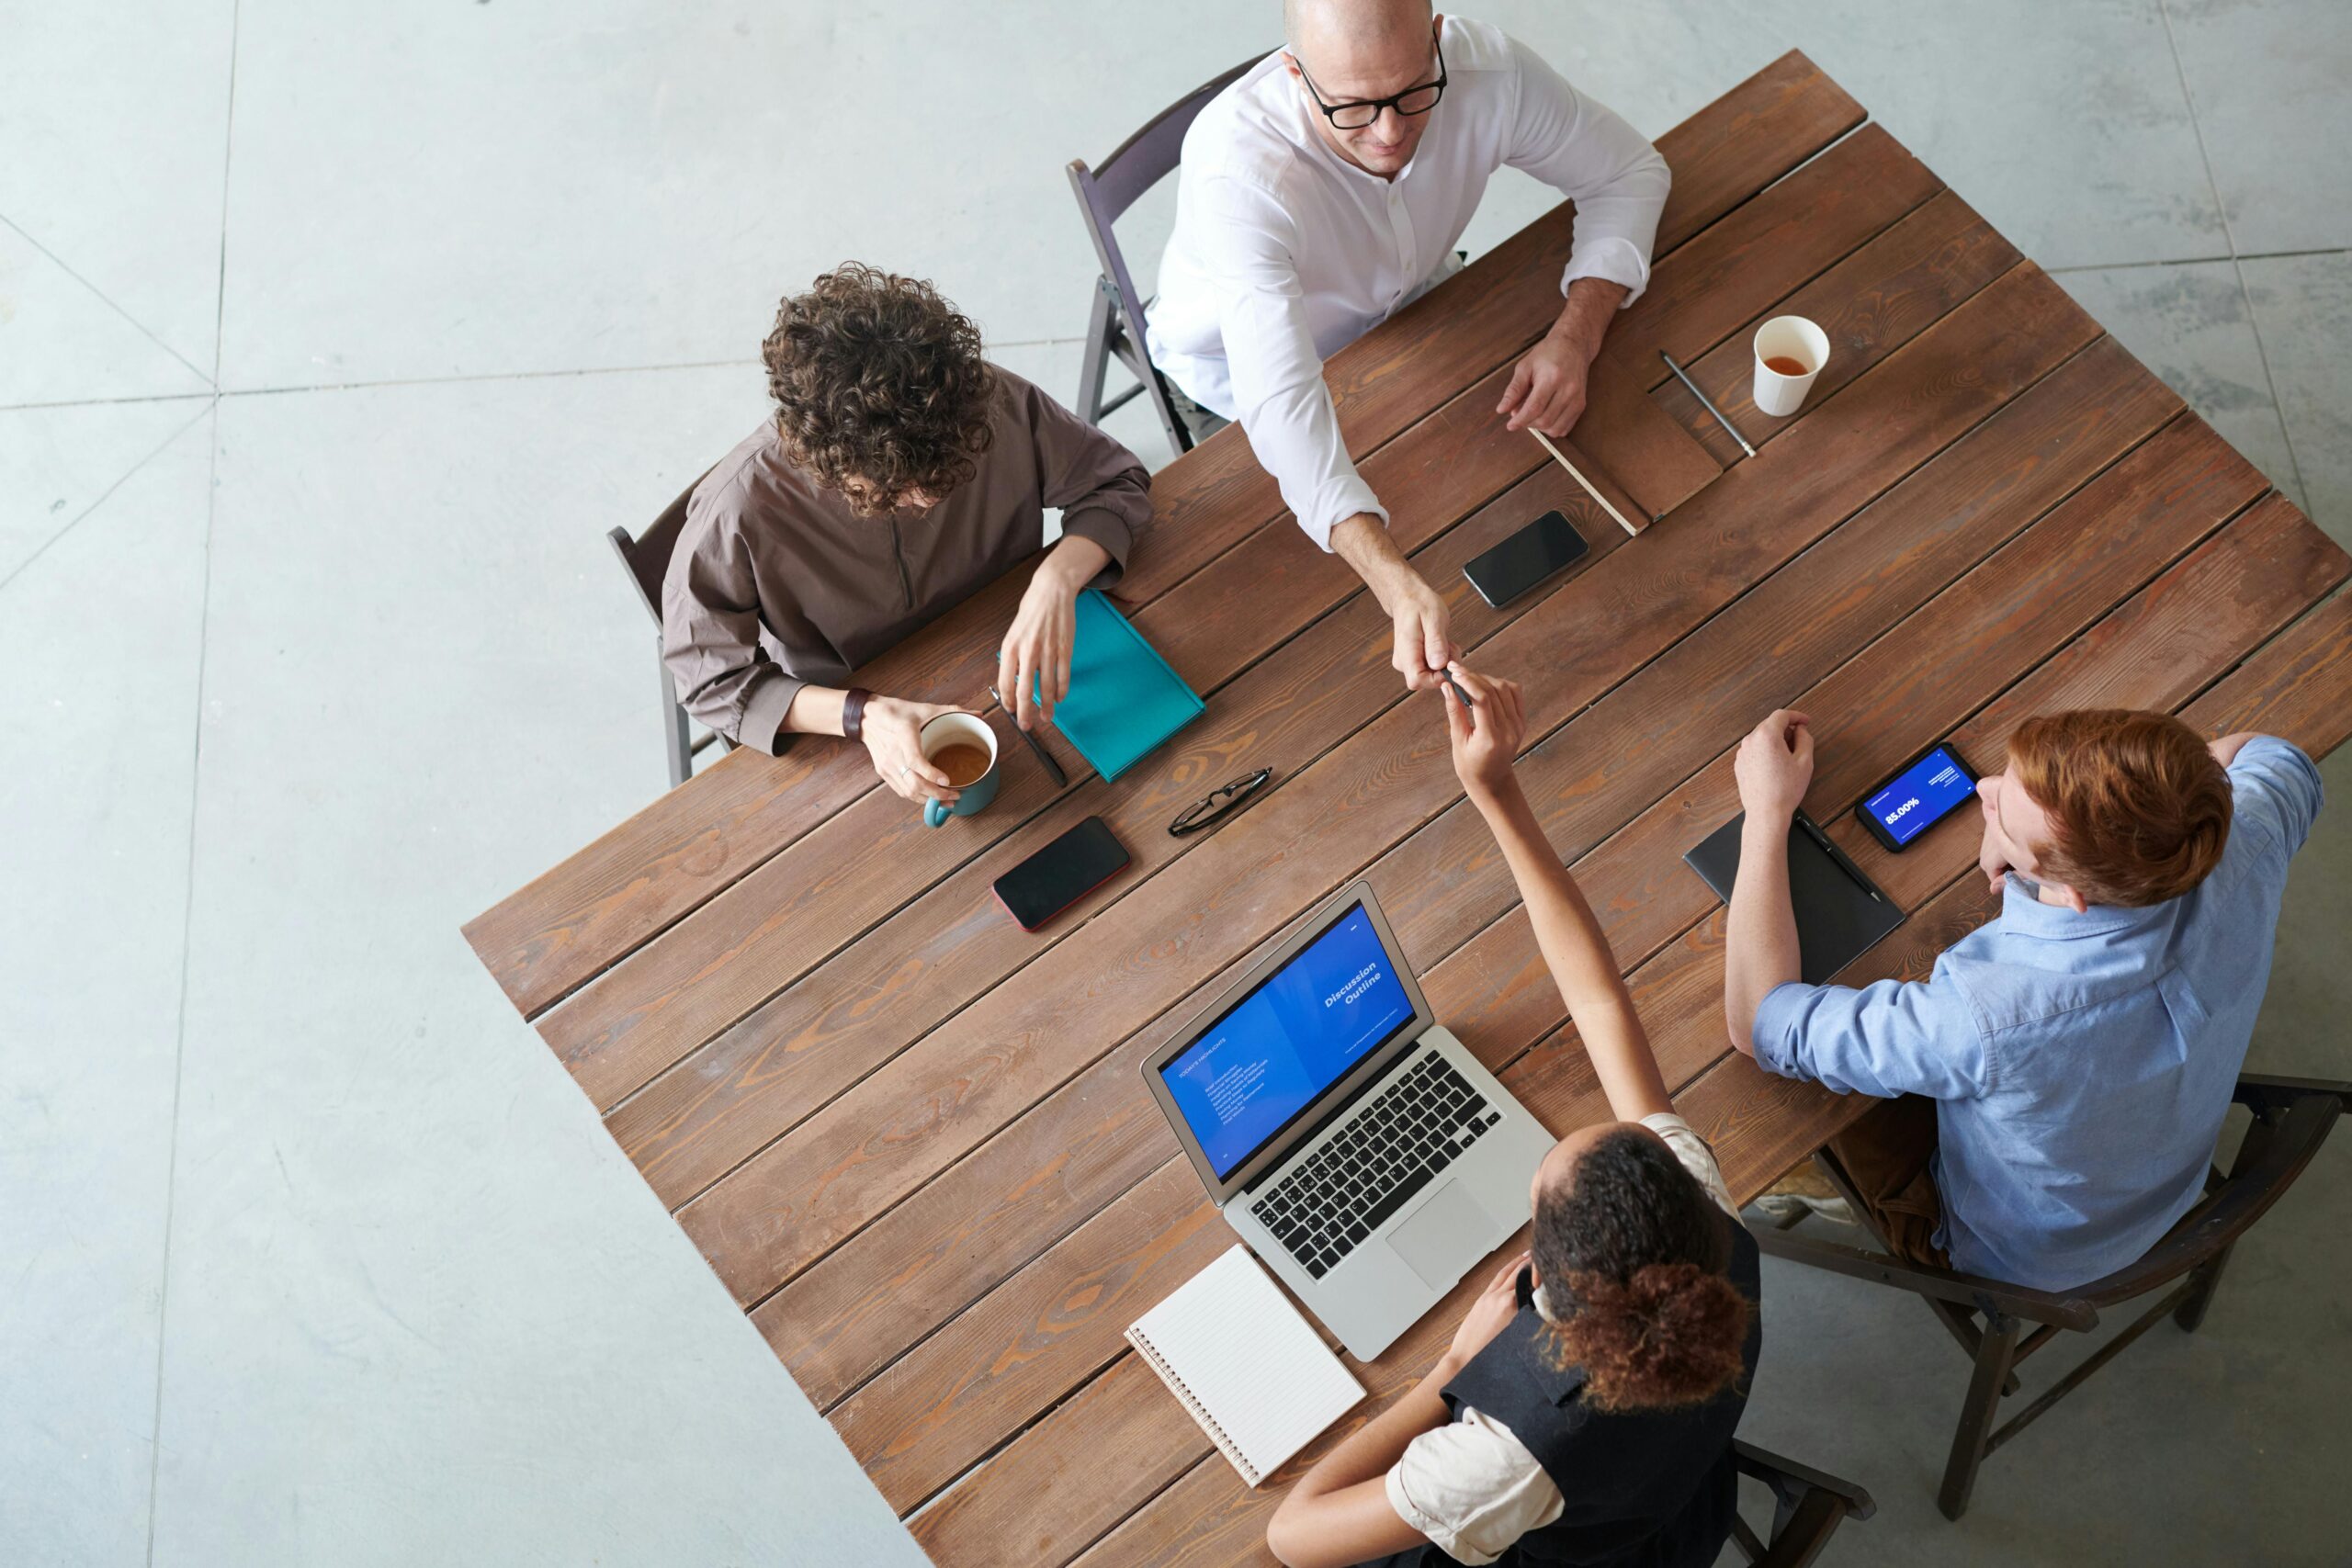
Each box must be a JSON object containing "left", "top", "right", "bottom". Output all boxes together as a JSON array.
[{"left": 840, "top": 687, "right": 874, "bottom": 742}]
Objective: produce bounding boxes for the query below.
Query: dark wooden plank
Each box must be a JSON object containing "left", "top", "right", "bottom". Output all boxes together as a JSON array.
[
  {"left": 1600, "top": 123, "right": 1942, "bottom": 382},
  {"left": 673, "top": 266, "right": 2098, "bottom": 1319},
  {"left": 1656, "top": 189, "right": 2021, "bottom": 466},
  {"left": 1066, "top": 1455, "right": 1259, "bottom": 1568},
  {"left": 777, "top": 328, "right": 2228, "bottom": 1480},
  {"left": 910, "top": 1355, "right": 1216, "bottom": 1568},
  {"left": 748, "top": 270, "right": 2103, "bottom": 1420},
  {"left": 1833, "top": 491, "right": 2352, "bottom": 909},
  {"left": 461, "top": 54, "right": 1867, "bottom": 1021},
  {"left": 838, "top": 1161, "right": 1235, "bottom": 1513},
  {"left": 2181, "top": 585, "right": 2352, "bottom": 748}
]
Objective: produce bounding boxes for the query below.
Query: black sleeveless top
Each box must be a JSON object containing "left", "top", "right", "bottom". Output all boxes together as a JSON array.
[{"left": 1436, "top": 1221, "right": 1761, "bottom": 1568}]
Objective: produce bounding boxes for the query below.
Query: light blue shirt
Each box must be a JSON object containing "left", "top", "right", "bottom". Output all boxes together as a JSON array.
[{"left": 1753, "top": 738, "right": 2324, "bottom": 1292}]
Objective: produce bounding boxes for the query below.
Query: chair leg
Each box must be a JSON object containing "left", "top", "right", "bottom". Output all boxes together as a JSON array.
[
  {"left": 659, "top": 658, "right": 692, "bottom": 790},
  {"left": 1076, "top": 283, "right": 1116, "bottom": 428},
  {"left": 1939, "top": 1309, "right": 2021, "bottom": 1520},
  {"left": 2173, "top": 1239, "right": 2235, "bottom": 1333}
]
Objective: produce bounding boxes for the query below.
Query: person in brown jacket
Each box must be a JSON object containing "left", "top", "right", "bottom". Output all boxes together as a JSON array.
[{"left": 662, "top": 264, "right": 1154, "bottom": 807}]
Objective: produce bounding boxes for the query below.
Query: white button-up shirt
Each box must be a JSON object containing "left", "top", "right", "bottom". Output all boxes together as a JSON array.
[{"left": 1147, "top": 17, "right": 1669, "bottom": 549}]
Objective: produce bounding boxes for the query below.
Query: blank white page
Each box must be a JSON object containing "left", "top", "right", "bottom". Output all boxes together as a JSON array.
[{"left": 1127, "top": 1247, "right": 1364, "bottom": 1484}]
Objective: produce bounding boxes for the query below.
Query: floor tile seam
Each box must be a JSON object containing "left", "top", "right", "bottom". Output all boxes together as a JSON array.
[
  {"left": 144, "top": 400, "right": 221, "bottom": 1568},
  {"left": 209, "top": 0, "right": 243, "bottom": 387},
  {"left": 2044, "top": 245, "right": 2351, "bottom": 276},
  {"left": 2154, "top": 0, "right": 2314, "bottom": 510},
  {"left": 0, "top": 398, "right": 219, "bottom": 599},
  {"left": 0, "top": 212, "right": 217, "bottom": 390}
]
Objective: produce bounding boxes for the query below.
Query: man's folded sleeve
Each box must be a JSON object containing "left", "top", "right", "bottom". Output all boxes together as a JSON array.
[
  {"left": 661, "top": 523, "right": 804, "bottom": 756},
  {"left": 1020, "top": 374, "right": 1153, "bottom": 582}
]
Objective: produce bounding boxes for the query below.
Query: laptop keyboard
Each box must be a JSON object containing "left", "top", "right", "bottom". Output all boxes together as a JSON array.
[{"left": 1254, "top": 1052, "right": 1504, "bottom": 1280}]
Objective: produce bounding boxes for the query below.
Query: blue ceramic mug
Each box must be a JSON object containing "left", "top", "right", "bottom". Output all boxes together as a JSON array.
[{"left": 920, "top": 711, "right": 1001, "bottom": 829}]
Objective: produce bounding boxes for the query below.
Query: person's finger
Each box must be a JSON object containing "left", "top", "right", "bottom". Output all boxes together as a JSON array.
[
  {"left": 1447, "top": 662, "right": 1496, "bottom": 703},
  {"left": 1792, "top": 725, "right": 1816, "bottom": 769},
  {"left": 1422, "top": 616, "right": 1450, "bottom": 676},
  {"left": 1496, "top": 360, "right": 1532, "bottom": 419},
  {"left": 1504, "top": 374, "right": 1544, "bottom": 432},
  {"left": 1442, "top": 678, "right": 1473, "bottom": 747},
  {"left": 1012, "top": 644, "right": 1039, "bottom": 731}
]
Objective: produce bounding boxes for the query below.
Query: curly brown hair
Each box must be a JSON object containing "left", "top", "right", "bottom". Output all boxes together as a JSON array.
[
  {"left": 763, "top": 264, "right": 996, "bottom": 516},
  {"left": 1533, "top": 1126, "right": 1751, "bottom": 1412}
]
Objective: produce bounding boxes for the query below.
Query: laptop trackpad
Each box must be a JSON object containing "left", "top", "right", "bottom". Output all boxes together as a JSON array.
[{"left": 1388, "top": 1181, "right": 1497, "bottom": 1290}]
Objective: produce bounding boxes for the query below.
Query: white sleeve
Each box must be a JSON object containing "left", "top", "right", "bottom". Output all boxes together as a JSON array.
[
  {"left": 1384, "top": 1406, "right": 1565, "bottom": 1566},
  {"left": 1197, "top": 175, "right": 1386, "bottom": 550},
  {"left": 1643, "top": 1111, "right": 1739, "bottom": 1217},
  {"left": 1503, "top": 37, "right": 1671, "bottom": 306}
]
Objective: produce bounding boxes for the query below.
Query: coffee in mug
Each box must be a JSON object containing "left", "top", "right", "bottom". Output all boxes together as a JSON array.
[{"left": 932, "top": 742, "right": 993, "bottom": 788}]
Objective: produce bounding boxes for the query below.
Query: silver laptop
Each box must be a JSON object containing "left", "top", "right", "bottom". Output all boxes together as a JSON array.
[{"left": 1143, "top": 881, "right": 1555, "bottom": 1359}]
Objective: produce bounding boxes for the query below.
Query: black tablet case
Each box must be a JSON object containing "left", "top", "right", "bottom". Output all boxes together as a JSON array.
[{"left": 1682, "top": 811, "right": 1903, "bottom": 986}]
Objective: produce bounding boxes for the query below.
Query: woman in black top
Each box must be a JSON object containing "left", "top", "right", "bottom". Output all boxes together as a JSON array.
[{"left": 1267, "top": 665, "right": 1759, "bottom": 1568}]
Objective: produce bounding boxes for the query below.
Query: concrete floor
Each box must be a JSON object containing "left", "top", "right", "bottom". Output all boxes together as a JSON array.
[{"left": 2, "top": 2, "right": 2346, "bottom": 1563}]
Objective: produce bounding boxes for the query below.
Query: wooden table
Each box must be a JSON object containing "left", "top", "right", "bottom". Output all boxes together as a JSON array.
[{"left": 465, "top": 52, "right": 2352, "bottom": 1567}]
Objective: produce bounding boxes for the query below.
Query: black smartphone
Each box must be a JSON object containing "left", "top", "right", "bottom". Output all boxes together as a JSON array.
[
  {"left": 1856, "top": 740, "right": 1980, "bottom": 852},
  {"left": 1462, "top": 510, "right": 1589, "bottom": 608},
  {"left": 992, "top": 816, "right": 1131, "bottom": 931}
]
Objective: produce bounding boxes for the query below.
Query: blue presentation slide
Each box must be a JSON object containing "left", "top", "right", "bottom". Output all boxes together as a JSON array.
[
  {"left": 1161, "top": 904, "right": 1415, "bottom": 1179},
  {"left": 1865, "top": 747, "right": 1975, "bottom": 846}
]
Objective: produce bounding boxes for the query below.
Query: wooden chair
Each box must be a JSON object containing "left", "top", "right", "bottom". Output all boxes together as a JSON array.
[
  {"left": 1728, "top": 1441, "right": 1876, "bottom": 1567},
  {"left": 1066, "top": 55, "right": 1260, "bottom": 461},
  {"left": 607, "top": 473, "right": 729, "bottom": 790},
  {"left": 1753, "top": 1072, "right": 2350, "bottom": 1520}
]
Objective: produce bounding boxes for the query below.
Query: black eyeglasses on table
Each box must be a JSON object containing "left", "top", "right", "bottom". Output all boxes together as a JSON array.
[
  {"left": 1169, "top": 768, "right": 1274, "bottom": 837},
  {"left": 1295, "top": 35, "right": 1446, "bottom": 130}
]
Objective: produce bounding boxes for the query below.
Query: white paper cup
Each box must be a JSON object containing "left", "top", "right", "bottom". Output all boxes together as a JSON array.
[{"left": 1752, "top": 315, "right": 1831, "bottom": 417}]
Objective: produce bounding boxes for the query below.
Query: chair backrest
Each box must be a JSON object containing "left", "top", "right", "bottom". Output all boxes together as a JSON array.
[
  {"left": 608, "top": 473, "right": 708, "bottom": 629},
  {"left": 2072, "top": 1082, "right": 2342, "bottom": 1309},
  {"left": 1066, "top": 54, "right": 1263, "bottom": 432}
]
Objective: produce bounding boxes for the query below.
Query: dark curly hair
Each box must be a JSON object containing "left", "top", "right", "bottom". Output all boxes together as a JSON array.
[
  {"left": 1533, "top": 1126, "right": 1751, "bottom": 1412},
  {"left": 763, "top": 264, "right": 996, "bottom": 516}
]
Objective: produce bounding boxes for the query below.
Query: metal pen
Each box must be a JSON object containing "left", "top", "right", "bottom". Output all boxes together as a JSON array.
[
  {"left": 989, "top": 683, "right": 1068, "bottom": 788},
  {"left": 1795, "top": 809, "right": 1885, "bottom": 904},
  {"left": 1659, "top": 350, "right": 1757, "bottom": 458}
]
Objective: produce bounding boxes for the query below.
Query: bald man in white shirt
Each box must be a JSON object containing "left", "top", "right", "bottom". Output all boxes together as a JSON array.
[{"left": 1148, "top": 2, "right": 1668, "bottom": 695}]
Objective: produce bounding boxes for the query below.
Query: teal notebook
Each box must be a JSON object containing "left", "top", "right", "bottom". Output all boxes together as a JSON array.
[{"left": 1038, "top": 589, "right": 1205, "bottom": 782}]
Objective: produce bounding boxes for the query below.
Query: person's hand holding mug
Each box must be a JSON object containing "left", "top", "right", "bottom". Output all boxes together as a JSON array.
[
  {"left": 861, "top": 696, "right": 962, "bottom": 807},
  {"left": 914, "top": 711, "right": 1002, "bottom": 829}
]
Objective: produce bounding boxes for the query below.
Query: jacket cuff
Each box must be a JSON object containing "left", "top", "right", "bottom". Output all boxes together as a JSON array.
[
  {"left": 739, "top": 672, "right": 804, "bottom": 757},
  {"left": 1058, "top": 507, "right": 1136, "bottom": 583}
]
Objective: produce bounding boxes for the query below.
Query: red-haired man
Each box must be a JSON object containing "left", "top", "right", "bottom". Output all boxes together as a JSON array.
[{"left": 1723, "top": 709, "right": 2321, "bottom": 1292}]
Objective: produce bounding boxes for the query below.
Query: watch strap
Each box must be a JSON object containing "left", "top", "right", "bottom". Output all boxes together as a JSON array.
[{"left": 840, "top": 686, "right": 874, "bottom": 742}]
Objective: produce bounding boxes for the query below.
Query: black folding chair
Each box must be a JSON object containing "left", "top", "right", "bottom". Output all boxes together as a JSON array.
[
  {"left": 1754, "top": 1072, "right": 2349, "bottom": 1520},
  {"left": 1728, "top": 1441, "right": 1876, "bottom": 1567},
  {"left": 1066, "top": 55, "right": 1260, "bottom": 462},
  {"left": 607, "top": 471, "right": 730, "bottom": 790}
]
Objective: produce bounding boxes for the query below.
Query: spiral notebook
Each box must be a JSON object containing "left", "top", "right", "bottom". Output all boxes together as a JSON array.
[{"left": 1126, "top": 1247, "right": 1365, "bottom": 1487}]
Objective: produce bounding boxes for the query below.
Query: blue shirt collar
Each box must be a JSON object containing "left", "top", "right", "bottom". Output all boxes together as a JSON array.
[{"left": 1998, "top": 874, "right": 2157, "bottom": 939}]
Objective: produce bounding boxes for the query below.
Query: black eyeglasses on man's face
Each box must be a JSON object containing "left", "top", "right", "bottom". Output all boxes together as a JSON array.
[{"left": 1295, "top": 33, "right": 1446, "bottom": 131}]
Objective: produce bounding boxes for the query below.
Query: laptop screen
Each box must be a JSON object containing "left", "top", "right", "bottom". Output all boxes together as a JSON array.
[{"left": 1159, "top": 900, "right": 1419, "bottom": 1179}]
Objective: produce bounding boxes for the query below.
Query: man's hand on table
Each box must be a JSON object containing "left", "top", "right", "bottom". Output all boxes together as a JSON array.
[
  {"left": 1735, "top": 708, "right": 1815, "bottom": 824},
  {"left": 1331, "top": 513, "right": 1457, "bottom": 694},
  {"left": 1497, "top": 277, "right": 1626, "bottom": 437},
  {"left": 998, "top": 535, "right": 1112, "bottom": 731},
  {"left": 861, "top": 695, "right": 962, "bottom": 806}
]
